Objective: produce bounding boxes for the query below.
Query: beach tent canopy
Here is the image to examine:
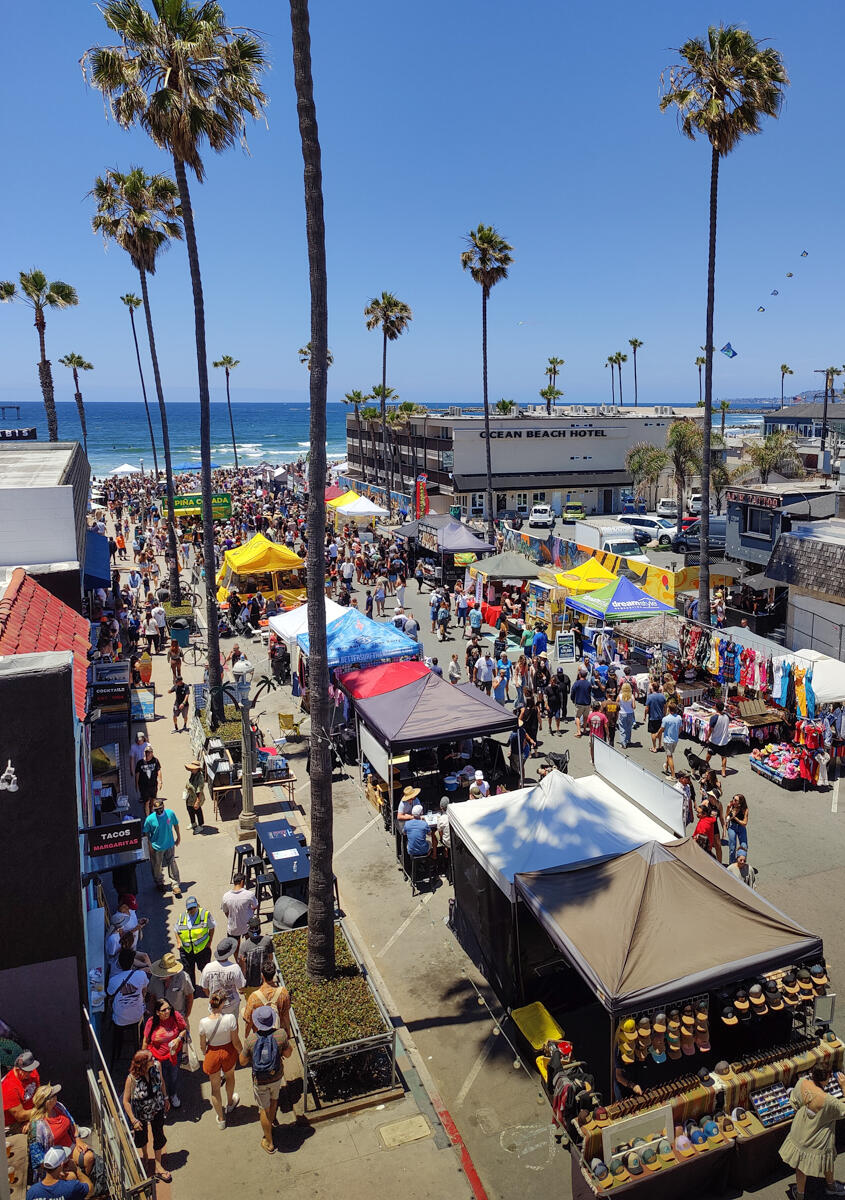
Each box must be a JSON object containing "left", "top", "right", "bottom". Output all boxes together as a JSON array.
[
  {"left": 109, "top": 462, "right": 141, "bottom": 476},
  {"left": 221, "top": 533, "right": 304, "bottom": 575},
  {"left": 83, "top": 529, "right": 111, "bottom": 590},
  {"left": 323, "top": 484, "right": 345, "bottom": 501},
  {"left": 296, "top": 608, "right": 421, "bottom": 668},
  {"left": 469, "top": 550, "right": 543, "bottom": 580},
  {"left": 326, "top": 489, "right": 360, "bottom": 509},
  {"left": 565, "top": 574, "right": 676, "bottom": 619},
  {"left": 800, "top": 649, "right": 845, "bottom": 705},
  {"left": 335, "top": 495, "right": 389, "bottom": 517},
  {"left": 354, "top": 672, "right": 516, "bottom": 750},
  {"left": 449, "top": 770, "right": 674, "bottom": 902},
  {"left": 555, "top": 559, "right": 618, "bottom": 592},
  {"left": 516, "top": 837, "right": 821, "bottom": 1014},
  {"left": 420, "top": 519, "right": 493, "bottom": 554},
  {"left": 338, "top": 660, "right": 430, "bottom": 699},
  {"left": 268, "top": 598, "right": 347, "bottom": 646}
]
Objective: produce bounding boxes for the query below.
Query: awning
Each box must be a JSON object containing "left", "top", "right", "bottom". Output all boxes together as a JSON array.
[
  {"left": 338, "top": 660, "right": 430, "bottom": 699},
  {"left": 354, "top": 673, "right": 517, "bottom": 750},
  {"left": 267, "top": 598, "right": 348, "bottom": 647},
  {"left": 453, "top": 470, "right": 632, "bottom": 491},
  {"left": 84, "top": 529, "right": 111, "bottom": 590},
  {"left": 564, "top": 575, "right": 676, "bottom": 619},
  {"left": 468, "top": 551, "right": 544, "bottom": 580}
]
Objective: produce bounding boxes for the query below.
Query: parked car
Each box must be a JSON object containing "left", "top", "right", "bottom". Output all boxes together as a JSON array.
[
  {"left": 671, "top": 515, "right": 727, "bottom": 554},
  {"left": 495, "top": 509, "right": 523, "bottom": 530},
  {"left": 563, "top": 501, "right": 587, "bottom": 520},
  {"left": 528, "top": 504, "right": 555, "bottom": 529},
  {"left": 656, "top": 497, "right": 678, "bottom": 518},
  {"left": 618, "top": 515, "right": 675, "bottom": 547},
  {"left": 687, "top": 492, "right": 712, "bottom": 516}
]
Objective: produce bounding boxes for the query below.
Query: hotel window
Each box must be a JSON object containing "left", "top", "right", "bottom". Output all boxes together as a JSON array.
[
  {"left": 515, "top": 492, "right": 528, "bottom": 513},
  {"left": 532, "top": 492, "right": 546, "bottom": 504},
  {"left": 470, "top": 492, "right": 485, "bottom": 516},
  {"left": 745, "top": 508, "right": 773, "bottom": 538}
]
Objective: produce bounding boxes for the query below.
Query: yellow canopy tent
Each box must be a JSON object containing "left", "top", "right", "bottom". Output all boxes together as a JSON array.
[
  {"left": 216, "top": 533, "right": 306, "bottom": 606},
  {"left": 326, "top": 489, "right": 359, "bottom": 509},
  {"left": 555, "top": 558, "right": 617, "bottom": 593}
]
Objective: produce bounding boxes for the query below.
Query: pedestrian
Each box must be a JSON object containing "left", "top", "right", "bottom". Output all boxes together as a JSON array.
[
  {"left": 175, "top": 897, "right": 217, "bottom": 995},
  {"left": 726, "top": 793, "right": 750, "bottom": 863},
  {"left": 142, "top": 999, "right": 187, "bottom": 1110},
  {"left": 645, "top": 682, "right": 666, "bottom": 754},
  {"left": 147, "top": 952, "right": 195, "bottom": 1020},
  {"left": 238, "top": 916, "right": 274, "bottom": 1000},
  {"left": 726, "top": 850, "right": 758, "bottom": 890},
  {"left": 151, "top": 600, "right": 168, "bottom": 646},
  {"left": 456, "top": 590, "right": 469, "bottom": 634},
  {"left": 143, "top": 611, "right": 160, "bottom": 654},
  {"left": 129, "top": 731, "right": 151, "bottom": 803},
  {"left": 660, "top": 701, "right": 682, "bottom": 780},
  {"left": 107, "top": 947, "right": 149, "bottom": 1069},
  {"left": 693, "top": 801, "right": 719, "bottom": 857},
  {"left": 779, "top": 1065, "right": 845, "bottom": 1200},
  {"left": 436, "top": 601, "right": 450, "bottom": 641},
  {"left": 166, "top": 639, "right": 184, "bottom": 681},
  {"left": 374, "top": 579, "right": 386, "bottom": 617},
  {"left": 448, "top": 653, "right": 461, "bottom": 685},
  {"left": 704, "top": 700, "right": 732, "bottom": 778},
  {"left": 474, "top": 650, "right": 494, "bottom": 695},
  {"left": 200, "top": 938, "right": 246, "bottom": 1019},
  {"left": 121, "top": 1050, "right": 171, "bottom": 1183},
  {"left": 430, "top": 656, "right": 443, "bottom": 678},
  {"left": 602, "top": 680, "right": 619, "bottom": 748},
  {"left": 570, "top": 670, "right": 592, "bottom": 737},
  {"left": 181, "top": 760, "right": 206, "bottom": 834},
  {"left": 135, "top": 744, "right": 162, "bottom": 817},
  {"left": 618, "top": 681, "right": 636, "bottom": 748},
  {"left": 403, "top": 613, "right": 419, "bottom": 641},
  {"left": 199, "top": 991, "right": 243, "bottom": 1129},
  {"left": 143, "top": 798, "right": 182, "bottom": 895},
  {"left": 239, "top": 1006, "right": 291, "bottom": 1155},
  {"left": 587, "top": 701, "right": 609, "bottom": 763},
  {"left": 468, "top": 604, "right": 483, "bottom": 640},
  {"left": 243, "top": 962, "right": 292, "bottom": 1038},
  {"left": 364, "top": 589, "right": 373, "bottom": 618},
  {"left": 169, "top": 677, "right": 190, "bottom": 732},
  {"left": 221, "top": 873, "right": 258, "bottom": 939}
]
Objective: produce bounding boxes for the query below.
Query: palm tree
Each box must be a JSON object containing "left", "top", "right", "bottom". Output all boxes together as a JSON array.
[
  {"left": 461, "top": 225, "right": 512, "bottom": 543},
  {"left": 212, "top": 355, "right": 240, "bottom": 470},
  {"left": 661, "top": 24, "right": 788, "bottom": 621},
  {"left": 710, "top": 457, "right": 744, "bottom": 513},
  {"left": 298, "top": 341, "right": 333, "bottom": 370},
  {"left": 121, "top": 293, "right": 160, "bottom": 478},
  {"left": 744, "top": 430, "right": 804, "bottom": 484},
  {"left": 343, "top": 389, "right": 367, "bottom": 482},
  {"left": 545, "top": 356, "right": 565, "bottom": 391},
  {"left": 90, "top": 167, "right": 183, "bottom": 605},
  {"left": 359, "top": 404, "right": 381, "bottom": 480},
  {"left": 625, "top": 442, "right": 667, "bottom": 510},
  {"left": 779, "top": 363, "right": 793, "bottom": 409},
  {"left": 388, "top": 400, "right": 426, "bottom": 492},
  {"left": 628, "top": 338, "right": 644, "bottom": 407},
  {"left": 695, "top": 355, "right": 706, "bottom": 405},
  {"left": 58, "top": 353, "right": 93, "bottom": 456},
  {"left": 539, "top": 384, "right": 563, "bottom": 415},
  {"left": 84, "top": 0, "right": 269, "bottom": 727},
  {"left": 290, "top": 0, "right": 334, "bottom": 982},
  {"left": 719, "top": 398, "right": 731, "bottom": 438},
  {"left": 368, "top": 384, "right": 397, "bottom": 495},
  {"left": 605, "top": 355, "right": 617, "bottom": 404},
  {"left": 0, "top": 271, "right": 78, "bottom": 441},
  {"left": 495, "top": 398, "right": 517, "bottom": 415},
  {"left": 363, "top": 292, "right": 412, "bottom": 490},
  {"left": 666, "top": 419, "right": 703, "bottom": 536},
  {"left": 616, "top": 351, "right": 628, "bottom": 406}
]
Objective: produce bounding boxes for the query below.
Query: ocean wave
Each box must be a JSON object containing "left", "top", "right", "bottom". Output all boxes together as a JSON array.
[{"left": 297, "top": 441, "right": 311, "bottom": 447}]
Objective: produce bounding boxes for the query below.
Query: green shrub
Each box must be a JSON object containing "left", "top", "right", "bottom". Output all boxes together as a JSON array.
[
  {"left": 273, "top": 927, "right": 386, "bottom": 1050},
  {"left": 163, "top": 600, "right": 193, "bottom": 623},
  {"left": 198, "top": 705, "right": 242, "bottom": 744}
]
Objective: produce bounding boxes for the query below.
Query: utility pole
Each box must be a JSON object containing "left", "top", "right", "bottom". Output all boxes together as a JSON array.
[{"left": 814, "top": 369, "right": 831, "bottom": 456}]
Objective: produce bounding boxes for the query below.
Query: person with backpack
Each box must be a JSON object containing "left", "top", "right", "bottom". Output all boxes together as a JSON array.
[
  {"left": 243, "top": 963, "right": 292, "bottom": 1039},
  {"left": 238, "top": 917, "right": 274, "bottom": 999},
  {"left": 239, "top": 1006, "right": 291, "bottom": 1154}
]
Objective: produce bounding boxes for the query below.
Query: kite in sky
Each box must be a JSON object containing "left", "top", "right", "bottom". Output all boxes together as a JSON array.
[
  {"left": 756, "top": 250, "right": 808, "bottom": 309},
  {"left": 721, "top": 343, "right": 738, "bottom": 358}
]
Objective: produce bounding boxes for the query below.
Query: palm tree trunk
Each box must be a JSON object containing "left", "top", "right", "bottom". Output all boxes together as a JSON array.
[
  {"left": 675, "top": 469, "right": 684, "bottom": 539},
  {"left": 71, "top": 367, "right": 88, "bottom": 457},
  {"left": 34, "top": 311, "right": 58, "bottom": 442},
  {"left": 633, "top": 348, "right": 639, "bottom": 408},
  {"left": 610, "top": 366, "right": 616, "bottom": 405},
  {"left": 127, "top": 306, "right": 160, "bottom": 478},
  {"left": 380, "top": 331, "right": 388, "bottom": 492},
  {"left": 780, "top": 372, "right": 785, "bottom": 411},
  {"left": 355, "top": 406, "right": 366, "bottom": 483},
  {"left": 698, "top": 365, "right": 703, "bottom": 406},
  {"left": 481, "top": 288, "right": 495, "bottom": 543},
  {"left": 224, "top": 367, "right": 239, "bottom": 470},
  {"left": 138, "top": 268, "right": 182, "bottom": 607},
  {"left": 698, "top": 144, "right": 718, "bottom": 625},
  {"left": 618, "top": 362, "right": 624, "bottom": 407},
  {"left": 721, "top": 407, "right": 726, "bottom": 439},
  {"left": 291, "top": 0, "right": 335, "bottom": 982},
  {"left": 171, "top": 158, "right": 224, "bottom": 722}
]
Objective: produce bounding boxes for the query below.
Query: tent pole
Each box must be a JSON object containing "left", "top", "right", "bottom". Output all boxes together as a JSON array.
[
  {"left": 389, "top": 752, "right": 395, "bottom": 834},
  {"left": 513, "top": 894, "right": 525, "bottom": 1005}
]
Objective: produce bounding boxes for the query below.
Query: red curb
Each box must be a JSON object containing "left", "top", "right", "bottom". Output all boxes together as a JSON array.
[{"left": 432, "top": 1098, "right": 489, "bottom": 1200}]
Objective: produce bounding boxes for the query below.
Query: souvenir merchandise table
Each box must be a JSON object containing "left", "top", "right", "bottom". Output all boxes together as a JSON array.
[{"left": 681, "top": 701, "right": 784, "bottom": 747}]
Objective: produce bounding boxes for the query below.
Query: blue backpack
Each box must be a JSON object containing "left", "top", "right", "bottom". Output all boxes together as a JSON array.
[{"left": 252, "top": 1031, "right": 281, "bottom": 1082}]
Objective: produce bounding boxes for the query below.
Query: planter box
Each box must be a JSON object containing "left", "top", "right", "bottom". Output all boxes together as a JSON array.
[
  {"left": 197, "top": 705, "right": 242, "bottom": 751},
  {"left": 273, "top": 920, "right": 397, "bottom": 1112}
]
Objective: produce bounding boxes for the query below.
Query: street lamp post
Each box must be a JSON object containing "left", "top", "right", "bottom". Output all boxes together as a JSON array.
[{"left": 233, "top": 658, "right": 256, "bottom": 836}]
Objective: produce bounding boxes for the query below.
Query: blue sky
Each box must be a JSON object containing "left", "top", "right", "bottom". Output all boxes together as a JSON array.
[{"left": 1, "top": 0, "right": 843, "bottom": 409}]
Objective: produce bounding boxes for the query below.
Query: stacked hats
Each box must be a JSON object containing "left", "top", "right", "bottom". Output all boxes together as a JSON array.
[
  {"left": 694, "top": 1001, "right": 710, "bottom": 1052},
  {"left": 618, "top": 1018, "right": 637, "bottom": 1065},
  {"left": 796, "top": 968, "right": 815, "bottom": 999},
  {"left": 765, "top": 980, "right": 784, "bottom": 1011},
  {"left": 748, "top": 983, "right": 768, "bottom": 1016},
  {"left": 680, "top": 1003, "right": 696, "bottom": 1056},
  {"left": 734, "top": 988, "right": 750, "bottom": 1016},
  {"left": 635, "top": 1016, "right": 651, "bottom": 1062},
  {"left": 781, "top": 972, "right": 801, "bottom": 1007},
  {"left": 650, "top": 1013, "right": 667, "bottom": 1064},
  {"left": 721, "top": 1005, "right": 738, "bottom": 1027},
  {"left": 811, "top": 963, "right": 829, "bottom": 994}
]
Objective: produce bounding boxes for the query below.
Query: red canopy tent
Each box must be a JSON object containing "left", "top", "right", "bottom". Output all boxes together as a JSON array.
[
  {"left": 338, "top": 660, "right": 430, "bottom": 700},
  {"left": 324, "top": 484, "right": 346, "bottom": 502}
]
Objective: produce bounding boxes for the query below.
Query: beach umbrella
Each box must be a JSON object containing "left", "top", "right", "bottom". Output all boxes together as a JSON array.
[{"left": 109, "top": 463, "right": 141, "bottom": 475}]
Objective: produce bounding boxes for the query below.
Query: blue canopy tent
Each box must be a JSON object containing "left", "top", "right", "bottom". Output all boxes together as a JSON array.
[
  {"left": 83, "top": 528, "right": 111, "bottom": 591},
  {"left": 296, "top": 609, "right": 422, "bottom": 669},
  {"left": 564, "top": 574, "right": 676, "bottom": 620}
]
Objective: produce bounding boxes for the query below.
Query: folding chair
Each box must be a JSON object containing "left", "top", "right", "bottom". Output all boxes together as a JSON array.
[{"left": 278, "top": 711, "right": 303, "bottom": 741}]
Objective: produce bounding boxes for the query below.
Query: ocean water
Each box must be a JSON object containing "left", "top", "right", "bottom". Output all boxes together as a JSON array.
[{"left": 3, "top": 399, "right": 761, "bottom": 477}]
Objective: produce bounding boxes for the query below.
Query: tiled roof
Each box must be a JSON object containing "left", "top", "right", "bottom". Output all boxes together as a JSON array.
[
  {"left": 767, "top": 401, "right": 845, "bottom": 421},
  {"left": 0, "top": 568, "right": 90, "bottom": 717},
  {"left": 767, "top": 533, "right": 845, "bottom": 600}
]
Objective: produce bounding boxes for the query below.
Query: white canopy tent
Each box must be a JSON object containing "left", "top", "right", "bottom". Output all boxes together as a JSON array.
[
  {"left": 109, "top": 463, "right": 141, "bottom": 476},
  {"left": 448, "top": 769, "right": 675, "bottom": 901},
  {"left": 801, "top": 649, "right": 845, "bottom": 705},
  {"left": 268, "top": 597, "right": 347, "bottom": 647},
  {"left": 335, "top": 494, "right": 388, "bottom": 517}
]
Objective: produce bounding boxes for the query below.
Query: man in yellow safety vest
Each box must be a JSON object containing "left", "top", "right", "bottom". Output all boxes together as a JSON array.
[{"left": 175, "top": 894, "right": 216, "bottom": 989}]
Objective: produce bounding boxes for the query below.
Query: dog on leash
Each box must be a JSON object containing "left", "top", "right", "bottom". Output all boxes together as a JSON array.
[{"left": 684, "top": 745, "right": 708, "bottom": 779}]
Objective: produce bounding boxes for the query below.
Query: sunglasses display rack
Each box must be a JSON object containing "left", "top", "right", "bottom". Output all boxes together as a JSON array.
[{"left": 750, "top": 1082, "right": 796, "bottom": 1127}]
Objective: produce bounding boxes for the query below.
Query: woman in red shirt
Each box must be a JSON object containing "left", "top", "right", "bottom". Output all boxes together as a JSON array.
[
  {"left": 143, "top": 998, "right": 187, "bottom": 1110},
  {"left": 693, "top": 801, "right": 719, "bottom": 856}
]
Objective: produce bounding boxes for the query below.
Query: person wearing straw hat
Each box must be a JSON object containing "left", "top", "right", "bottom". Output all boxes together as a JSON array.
[
  {"left": 147, "top": 953, "right": 194, "bottom": 1019},
  {"left": 396, "top": 786, "right": 421, "bottom": 824},
  {"left": 183, "top": 761, "right": 206, "bottom": 833}
]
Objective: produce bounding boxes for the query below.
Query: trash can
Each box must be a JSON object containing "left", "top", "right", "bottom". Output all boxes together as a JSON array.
[{"left": 171, "top": 619, "right": 190, "bottom": 649}]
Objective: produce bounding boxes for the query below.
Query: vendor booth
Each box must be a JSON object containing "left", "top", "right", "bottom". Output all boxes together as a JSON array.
[
  {"left": 215, "top": 533, "right": 305, "bottom": 607},
  {"left": 296, "top": 609, "right": 421, "bottom": 669},
  {"left": 404, "top": 516, "right": 494, "bottom": 589},
  {"left": 334, "top": 494, "right": 389, "bottom": 521},
  {"left": 267, "top": 597, "right": 347, "bottom": 648}
]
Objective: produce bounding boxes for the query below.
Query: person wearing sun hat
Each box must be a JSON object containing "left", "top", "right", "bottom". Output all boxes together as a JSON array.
[
  {"left": 147, "top": 951, "right": 195, "bottom": 1019},
  {"left": 396, "top": 786, "right": 421, "bottom": 823}
]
